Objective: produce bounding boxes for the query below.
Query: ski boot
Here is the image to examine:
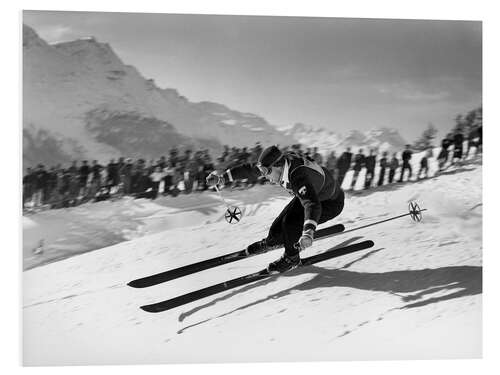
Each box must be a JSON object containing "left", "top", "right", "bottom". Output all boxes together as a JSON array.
[
  {"left": 267, "top": 252, "right": 301, "bottom": 274},
  {"left": 246, "top": 238, "right": 279, "bottom": 256}
]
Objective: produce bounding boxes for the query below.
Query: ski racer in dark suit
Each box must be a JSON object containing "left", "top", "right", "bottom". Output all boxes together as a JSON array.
[{"left": 207, "top": 145, "right": 344, "bottom": 273}]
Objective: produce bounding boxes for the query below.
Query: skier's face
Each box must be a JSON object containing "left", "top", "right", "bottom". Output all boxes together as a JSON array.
[{"left": 267, "top": 166, "right": 283, "bottom": 184}]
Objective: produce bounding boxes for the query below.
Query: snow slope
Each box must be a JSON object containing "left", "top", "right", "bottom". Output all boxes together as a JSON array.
[{"left": 22, "top": 163, "right": 482, "bottom": 365}]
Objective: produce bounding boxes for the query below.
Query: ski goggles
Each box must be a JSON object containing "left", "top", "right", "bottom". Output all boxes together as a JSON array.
[
  {"left": 256, "top": 155, "right": 283, "bottom": 176},
  {"left": 256, "top": 162, "right": 272, "bottom": 176}
]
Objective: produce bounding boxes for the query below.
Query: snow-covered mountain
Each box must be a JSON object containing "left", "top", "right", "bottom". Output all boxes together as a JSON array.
[
  {"left": 23, "top": 24, "right": 295, "bottom": 166},
  {"left": 284, "top": 123, "right": 408, "bottom": 155}
]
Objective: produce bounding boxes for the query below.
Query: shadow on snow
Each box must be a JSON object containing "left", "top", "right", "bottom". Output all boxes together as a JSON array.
[{"left": 177, "top": 238, "right": 481, "bottom": 334}]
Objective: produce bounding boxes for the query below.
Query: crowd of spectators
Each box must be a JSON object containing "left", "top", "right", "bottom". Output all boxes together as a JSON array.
[
  {"left": 22, "top": 124, "right": 482, "bottom": 211},
  {"left": 23, "top": 144, "right": 264, "bottom": 210}
]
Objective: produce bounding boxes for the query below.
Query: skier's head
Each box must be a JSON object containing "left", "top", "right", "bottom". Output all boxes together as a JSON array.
[{"left": 257, "top": 145, "right": 285, "bottom": 183}]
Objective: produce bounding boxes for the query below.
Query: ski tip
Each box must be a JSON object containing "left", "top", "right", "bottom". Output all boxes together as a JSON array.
[
  {"left": 127, "top": 280, "right": 149, "bottom": 288},
  {"left": 140, "top": 305, "right": 161, "bottom": 313}
]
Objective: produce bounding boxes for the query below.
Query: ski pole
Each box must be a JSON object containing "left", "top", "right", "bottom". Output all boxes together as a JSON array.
[
  {"left": 214, "top": 184, "right": 243, "bottom": 224},
  {"left": 341, "top": 201, "right": 426, "bottom": 235},
  {"left": 295, "top": 201, "right": 426, "bottom": 250}
]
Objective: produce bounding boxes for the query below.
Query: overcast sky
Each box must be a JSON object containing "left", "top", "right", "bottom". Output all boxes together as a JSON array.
[{"left": 23, "top": 11, "right": 482, "bottom": 141}]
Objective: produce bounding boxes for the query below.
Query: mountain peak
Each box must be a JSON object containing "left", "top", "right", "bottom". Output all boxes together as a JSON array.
[
  {"left": 53, "top": 37, "right": 124, "bottom": 67},
  {"left": 23, "top": 25, "right": 295, "bottom": 165},
  {"left": 23, "top": 24, "right": 49, "bottom": 49},
  {"left": 285, "top": 124, "right": 407, "bottom": 154}
]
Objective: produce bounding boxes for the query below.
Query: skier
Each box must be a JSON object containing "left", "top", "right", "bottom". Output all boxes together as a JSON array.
[{"left": 206, "top": 145, "right": 344, "bottom": 273}]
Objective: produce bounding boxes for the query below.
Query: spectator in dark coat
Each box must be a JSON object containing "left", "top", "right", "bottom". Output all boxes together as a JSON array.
[
  {"left": 106, "top": 159, "right": 119, "bottom": 186},
  {"left": 79, "top": 160, "right": 91, "bottom": 196},
  {"left": 452, "top": 131, "right": 464, "bottom": 163},
  {"left": 336, "top": 147, "right": 353, "bottom": 187},
  {"left": 67, "top": 161, "right": 78, "bottom": 177},
  {"left": 418, "top": 149, "right": 433, "bottom": 179},
  {"left": 388, "top": 153, "right": 399, "bottom": 184},
  {"left": 121, "top": 159, "right": 134, "bottom": 194},
  {"left": 399, "top": 145, "right": 413, "bottom": 182},
  {"left": 364, "top": 149, "right": 376, "bottom": 189},
  {"left": 437, "top": 134, "right": 453, "bottom": 171},
  {"left": 465, "top": 126, "right": 480, "bottom": 158},
  {"left": 91, "top": 160, "right": 103, "bottom": 188},
  {"left": 134, "top": 170, "right": 154, "bottom": 199},
  {"left": 162, "top": 161, "right": 176, "bottom": 196},
  {"left": 350, "top": 149, "right": 365, "bottom": 190},
  {"left": 325, "top": 151, "right": 338, "bottom": 180},
  {"left": 23, "top": 167, "right": 36, "bottom": 206},
  {"left": 33, "top": 164, "right": 49, "bottom": 206},
  {"left": 377, "top": 151, "right": 388, "bottom": 186}
]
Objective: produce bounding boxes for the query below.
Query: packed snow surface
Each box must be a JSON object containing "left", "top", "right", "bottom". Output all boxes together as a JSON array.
[{"left": 23, "top": 162, "right": 482, "bottom": 365}]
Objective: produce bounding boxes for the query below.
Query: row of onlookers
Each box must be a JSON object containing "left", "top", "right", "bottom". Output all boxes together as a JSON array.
[{"left": 23, "top": 125, "right": 482, "bottom": 210}]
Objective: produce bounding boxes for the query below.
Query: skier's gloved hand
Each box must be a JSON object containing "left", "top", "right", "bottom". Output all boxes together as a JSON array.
[
  {"left": 297, "top": 229, "right": 314, "bottom": 250},
  {"left": 206, "top": 171, "right": 225, "bottom": 187}
]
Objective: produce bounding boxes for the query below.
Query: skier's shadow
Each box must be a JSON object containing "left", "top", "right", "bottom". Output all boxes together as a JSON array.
[
  {"left": 177, "top": 239, "right": 482, "bottom": 334},
  {"left": 177, "top": 237, "right": 364, "bottom": 324}
]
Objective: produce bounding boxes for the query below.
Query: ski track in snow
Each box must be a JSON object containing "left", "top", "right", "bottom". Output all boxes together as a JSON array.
[{"left": 22, "top": 161, "right": 482, "bottom": 365}]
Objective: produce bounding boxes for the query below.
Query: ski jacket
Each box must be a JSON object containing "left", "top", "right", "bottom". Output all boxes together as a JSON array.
[
  {"left": 337, "top": 152, "right": 353, "bottom": 171},
  {"left": 91, "top": 164, "right": 103, "bottom": 179},
  {"left": 222, "top": 152, "right": 341, "bottom": 233},
  {"left": 365, "top": 155, "right": 376, "bottom": 171},
  {"left": 379, "top": 157, "right": 388, "bottom": 169},
  {"left": 352, "top": 154, "right": 365, "bottom": 171},
  {"left": 389, "top": 158, "right": 399, "bottom": 170},
  {"left": 402, "top": 150, "right": 412, "bottom": 163},
  {"left": 454, "top": 133, "right": 464, "bottom": 149},
  {"left": 441, "top": 138, "right": 452, "bottom": 150}
]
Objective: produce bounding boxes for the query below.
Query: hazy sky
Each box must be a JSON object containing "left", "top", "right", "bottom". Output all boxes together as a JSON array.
[{"left": 23, "top": 11, "right": 482, "bottom": 141}]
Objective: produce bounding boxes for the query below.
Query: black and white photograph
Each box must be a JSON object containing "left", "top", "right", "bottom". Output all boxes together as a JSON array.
[{"left": 21, "top": 9, "right": 482, "bottom": 366}]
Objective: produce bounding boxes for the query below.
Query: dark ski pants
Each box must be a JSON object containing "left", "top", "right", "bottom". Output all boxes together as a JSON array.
[
  {"left": 364, "top": 169, "right": 375, "bottom": 189},
  {"left": 418, "top": 166, "right": 428, "bottom": 179},
  {"left": 388, "top": 169, "right": 396, "bottom": 183},
  {"left": 266, "top": 190, "right": 345, "bottom": 257},
  {"left": 399, "top": 163, "right": 412, "bottom": 182},
  {"left": 351, "top": 169, "right": 361, "bottom": 189},
  {"left": 378, "top": 167, "right": 386, "bottom": 186},
  {"left": 337, "top": 168, "right": 348, "bottom": 187}
]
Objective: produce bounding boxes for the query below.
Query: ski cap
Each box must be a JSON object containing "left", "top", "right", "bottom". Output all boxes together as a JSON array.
[{"left": 257, "top": 145, "right": 283, "bottom": 168}]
